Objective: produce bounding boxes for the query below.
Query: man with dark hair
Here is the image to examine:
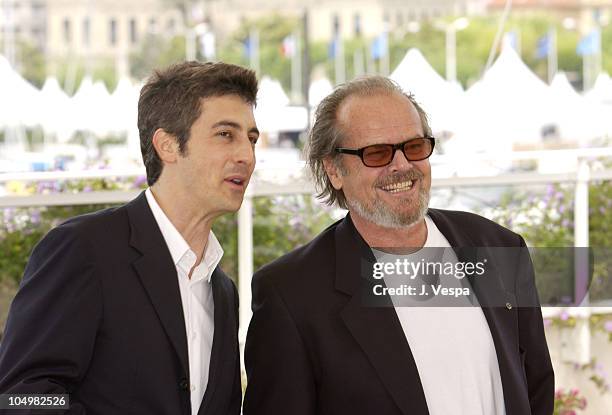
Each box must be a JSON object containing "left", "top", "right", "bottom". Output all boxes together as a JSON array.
[
  {"left": 244, "top": 76, "right": 554, "bottom": 415},
  {"left": 0, "top": 61, "right": 259, "bottom": 415}
]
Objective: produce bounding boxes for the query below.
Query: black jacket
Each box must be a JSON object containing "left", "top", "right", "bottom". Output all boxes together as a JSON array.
[
  {"left": 0, "top": 191, "right": 241, "bottom": 415},
  {"left": 244, "top": 209, "right": 554, "bottom": 415}
]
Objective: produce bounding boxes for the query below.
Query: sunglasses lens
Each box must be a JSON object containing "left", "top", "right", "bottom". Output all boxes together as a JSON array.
[
  {"left": 404, "top": 138, "right": 431, "bottom": 160},
  {"left": 362, "top": 145, "right": 393, "bottom": 167}
]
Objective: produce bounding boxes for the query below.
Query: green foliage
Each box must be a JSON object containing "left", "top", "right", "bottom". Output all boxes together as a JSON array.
[
  {"left": 129, "top": 34, "right": 186, "bottom": 80},
  {"left": 486, "top": 176, "right": 612, "bottom": 304},
  {"left": 0, "top": 181, "right": 335, "bottom": 291},
  {"left": 16, "top": 39, "right": 46, "bottom": 88},
  {"left": 54, "top": 59, "right": 119, "bottom": 95},
  {"left": 553, "top": 388, "right": 588, "bottom": 414},
  {"left": 217, "top": 14, "right": 299, "bottom": 89}
]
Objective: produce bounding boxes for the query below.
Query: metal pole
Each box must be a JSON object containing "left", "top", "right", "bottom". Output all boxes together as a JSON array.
[
  {"left": 186, "top": 28, "right": 196, "bottom": 61},
  {"left": 574, "top": 159, "right": 590, "bottom": 306},
  {"left": 548, "top": 26, "right": 557, "bottom": 84},
  {"left": 446, "top": 26, "right": 456, "bottom": 83},
  {"left": 249, "top": 29, "right": 260, "bottom": 75},
  {"left": 291, "top": 31, "right": 302, "bottom": 103},
  {"left": 353, "top": 47, "right": 364, "bottom": 78},
  {"left": 334, "top": 36, "right": 345, "bottom": 85},
  {"left": 302, "top": 10, "right": 311, "bottom": 123},
  {"left": 484, "top": 0, "right": 512, "bottom": 73},
  {"left": 238, "top": 194, "right": 254, "bottom": 342}
]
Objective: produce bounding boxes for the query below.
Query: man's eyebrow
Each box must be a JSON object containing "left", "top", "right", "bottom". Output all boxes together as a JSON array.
[{"left": 211, "top": 120, "right": 260, "bottom": 136}]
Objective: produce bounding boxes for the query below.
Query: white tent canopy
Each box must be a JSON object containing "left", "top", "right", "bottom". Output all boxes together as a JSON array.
[
  {"left": 308, "top": 77, "right": 333, "bottom": 108},
  {"left": 71, "top": 77, "right": 114, "bottom": 136},
  {"left": 0, "top": 55, "right": 41, "bottom": 129},
  {"left": 390, "top": 48, "right": 464, "bottom": 133},
  {"left": 585, "top": 72, "right": 612, "bottom": 105},
  {"left": 453, "top": 44, "right": 558, "bottom": 157},
  {"left": 255, "top": 76, "right": 307, "bottom": 133},
  {"left": 548, "top": 72, "right": 609, "bottom": 143},
  {"left": 108, "top": 77, "right": 140, "bottom": 135},
  {"left": 39, "top": 77, "right": 75, "bottom": 142}
]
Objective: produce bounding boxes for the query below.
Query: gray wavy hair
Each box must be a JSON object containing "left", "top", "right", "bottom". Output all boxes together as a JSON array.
[{"left": 305, "top": 76, "right": 432, "bottom": 209}]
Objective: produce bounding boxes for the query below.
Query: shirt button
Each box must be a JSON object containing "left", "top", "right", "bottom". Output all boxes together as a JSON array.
[
  {"left": 179, "top": 378, "right": 189, "bottom": 390},
  {"left": 190, "top": 384, "right": 196, "bottom": 392},
  {"left": 506, "top": 302, "right": 513, "bottom": 310}
]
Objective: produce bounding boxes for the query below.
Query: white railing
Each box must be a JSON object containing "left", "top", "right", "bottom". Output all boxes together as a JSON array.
[{"left": 1, "top": 149, "right": 612, "bottom": 343}]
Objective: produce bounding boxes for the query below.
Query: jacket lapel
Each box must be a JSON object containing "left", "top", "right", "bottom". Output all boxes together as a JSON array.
[
  {"left": 126, "top": 192, "right": 190, "bottom": 378},
  {"left": 198, "top": 268, "right": 236, "bottom": 414},
  {"left": 427, "top": 208, "right": 523, "bottom": 415},
  {"left": 335, "top": 216, "right": 430, "bottom": 415}
]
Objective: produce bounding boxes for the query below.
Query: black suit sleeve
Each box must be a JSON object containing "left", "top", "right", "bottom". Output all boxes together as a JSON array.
[
  {"left": 0, "top": 225, "right": 103, "bottom": 414},
  {"left": 243, "top": 272, "right": 316, "bottom": 415},
  {"left": 515, "top": 236, "right": 555, "bottom": 415},
  {"left": 228, "top": 279, "right": 242, "bottom": 415}
]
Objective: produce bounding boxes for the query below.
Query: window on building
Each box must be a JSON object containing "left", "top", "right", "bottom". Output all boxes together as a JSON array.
[
  {"left": 148, "top": 17, "right": 157, "bottom": 33},
  {"left": 353, "top": 13, "right": 361, "bottom": 37},
  {"left": 332, "top": 14, "right": 340, "bottom": 36},
  {"left": 166, "top": 18, "right": 175, "bottom": 34},
  {"left": 109, "top": 18, "right": 117, "bottom": 46},
  {"left": 129, "top": 18, "right": 137, "bottom": 44},
  {"left": 83, "top": 17, "right": 90, "bottom": 46},
  {"left": 63, "top": 18, "right": 71, "bottom": 44}
]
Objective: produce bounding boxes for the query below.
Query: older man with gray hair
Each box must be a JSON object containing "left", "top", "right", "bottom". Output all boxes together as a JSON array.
[{"left": 244, "top": 76, "right": 554, "bottom": 415}]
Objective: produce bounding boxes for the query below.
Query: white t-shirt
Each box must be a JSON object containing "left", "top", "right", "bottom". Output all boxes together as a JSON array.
[{"left": 373, "top": 215, "right": 506, "bottom": 415}]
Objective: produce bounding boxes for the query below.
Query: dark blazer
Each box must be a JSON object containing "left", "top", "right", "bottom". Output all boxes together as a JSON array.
[
  {"left": 244, "top": 208, "right": 554, "bottom": 415},
  {"left": 0, "top": 192, "right": 241, "bottom": 415}
]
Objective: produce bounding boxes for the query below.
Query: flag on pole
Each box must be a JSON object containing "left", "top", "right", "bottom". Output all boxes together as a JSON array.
[
  {"left": 370, "top": 32, "right": 388, "bottom": 60},
  {"left": 282, "top": 34, "right": 296, "bottom": 58},
  {"left": 243, "top": 36, "right": 253, "bottom": 59},
  {"left": 535, "top": 33, "right": 551, "bottom": 59},
  {"left": 577, "top": 29, "right": 601, "bottom": 56},
  {"left": 243, "top": 30, "right": 260, "bottom": 73},
  {"left": 503, "top": 30, "right": 519, "bottom": 52},
  {"left": 328, "top": 35, "right": 339, "bottom": 59}
]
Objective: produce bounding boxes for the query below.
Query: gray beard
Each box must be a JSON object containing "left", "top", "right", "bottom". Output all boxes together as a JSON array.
[{"left": 347, "top": 187, "right": 430, "bottom": 229}]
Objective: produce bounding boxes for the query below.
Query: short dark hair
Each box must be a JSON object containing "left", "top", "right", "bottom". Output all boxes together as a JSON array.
[
  {"left": 306, "top": 76, "right": 431, "bottom": 209},
  {"left": 138, "top": 61, "right": 258, "bottom": 186}
]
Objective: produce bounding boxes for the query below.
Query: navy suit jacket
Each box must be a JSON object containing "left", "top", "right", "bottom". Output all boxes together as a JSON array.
[
  {"left": 244, "top": 209, "right": 554, "bottom": 415},
  {"left": 0, "top": 192, "right": 241, "bottom": 415}
]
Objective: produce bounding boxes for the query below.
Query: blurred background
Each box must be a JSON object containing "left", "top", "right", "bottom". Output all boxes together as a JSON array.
[{"left": 1, "top": 1, "right": 612, "bottom": 413}]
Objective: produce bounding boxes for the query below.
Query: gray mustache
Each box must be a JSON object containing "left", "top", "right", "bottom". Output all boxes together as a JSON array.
[{"left": 376, "top": 170, "right": 424, "bottom": 187}]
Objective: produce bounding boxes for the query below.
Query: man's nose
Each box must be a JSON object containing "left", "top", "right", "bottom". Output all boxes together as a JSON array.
[
  {"left": 235, "top": 135, "right": 255, "bottom": 167},
  {"left": 387, "top": 147, "right": 413, "bottom": 172}
]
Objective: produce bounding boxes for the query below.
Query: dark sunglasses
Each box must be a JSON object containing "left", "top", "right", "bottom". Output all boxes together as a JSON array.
[{"left": 335, "top": 136, "right": 435, "bottom": 167}]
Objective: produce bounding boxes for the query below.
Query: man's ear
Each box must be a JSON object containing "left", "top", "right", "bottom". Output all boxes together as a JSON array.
[
  {"left": 152, "top": 128, "right": 179, "bottom": 164},
  {"left": 323, "top": 157, "right": 343, "bottom": 190}
]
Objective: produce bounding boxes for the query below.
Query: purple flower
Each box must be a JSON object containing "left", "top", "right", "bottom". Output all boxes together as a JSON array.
[
  {"left": 559, "top": 205, "right": 565, "bottom": 214},
  {"left": 604, "top": 320, "right": 612, "bottom": 333},
  {"left": 561, "top": 219, "right": 570, "bottom": 228},
  {"left": 599, "top": 207, "right": 606, "bottom": 215},
  {"left": 560, "top": 311, "right": 569, "bottom": 321},
  {"left": 543, "top": 318, "right": 552, "bottom": 328},
  {"left": 133, "top": 175, "right": 147, "bottom": 188},
  {"left": 30, "top": 210, "right": 41, "bottom": 225}
]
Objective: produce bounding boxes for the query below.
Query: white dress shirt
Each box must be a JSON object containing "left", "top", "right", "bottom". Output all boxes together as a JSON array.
[{"left": 145, "top": 189, "right": 223, "bottom": 415}]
